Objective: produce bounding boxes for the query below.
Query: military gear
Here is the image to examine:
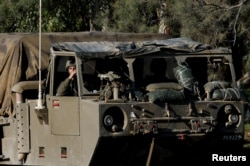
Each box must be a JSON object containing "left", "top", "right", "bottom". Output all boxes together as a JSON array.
[
  {"left": 65, "top": 59, "right": 76, "bottom": 71},
  {"left": 56, "top": 77, "right": 78, "bottom": 96}
]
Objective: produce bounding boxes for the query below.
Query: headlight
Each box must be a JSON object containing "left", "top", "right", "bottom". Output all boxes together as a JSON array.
[
  {"left": 217, "top": 104, "right": 241, "bottom": 128},
  {"left": 228, "top": 114, "right": 239, "bottom": 123},
  {"left": 222, "top": 104, "right": 240, "bottom": 128},
  {"left": 104, "top": 115, "right": 113, "bottom": 126},
  {"left": 103, "top": 106, "right": 125, "bottom": 132}
]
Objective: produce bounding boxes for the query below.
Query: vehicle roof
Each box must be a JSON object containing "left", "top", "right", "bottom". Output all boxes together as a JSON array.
[{"left": 51, "top": 38, "right": 231, "bottom": 59}]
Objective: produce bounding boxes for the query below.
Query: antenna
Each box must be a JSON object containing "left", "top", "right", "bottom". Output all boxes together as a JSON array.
[{"left": 36, "top": 0, "right": 44, "bottom": 109}]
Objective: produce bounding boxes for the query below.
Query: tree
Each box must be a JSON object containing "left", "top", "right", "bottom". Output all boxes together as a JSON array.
[
  {"left": 99, "top": 0, "right": 159, "bottom": 33},
  {"left": 0, "top": 0, "right": 39, "bottom": 32},
  {"left": 167, "top": 0, "right": 249, "bottom": 79},
  {"left": 0, "top": 0, "right": 110, "bottom": 32}
]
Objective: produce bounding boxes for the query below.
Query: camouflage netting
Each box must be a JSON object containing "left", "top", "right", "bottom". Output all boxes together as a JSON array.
[
  {"left": 204, "top": 81, "right": 231, "bottom": 93},
  {"left": 212, "top": 88, "right": 241, "bottom": 101},
  {"left": 0, "top": 32, "right": 168, "bottom": 116},
  {"left": 173, "top": 64, "right": 195, "bottom": 93}
]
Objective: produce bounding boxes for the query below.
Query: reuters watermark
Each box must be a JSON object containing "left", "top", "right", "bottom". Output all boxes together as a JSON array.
[{"left": 212, "top": 154, "right": 247, "bottom": 162}]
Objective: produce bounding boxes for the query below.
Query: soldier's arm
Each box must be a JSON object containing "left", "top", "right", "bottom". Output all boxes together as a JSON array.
[{"left": 56, "top": 78, "right": 71, "bottom": 96}]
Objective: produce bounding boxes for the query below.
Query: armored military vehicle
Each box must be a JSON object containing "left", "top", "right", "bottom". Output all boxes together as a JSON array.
[{"left": 0, "top": 37, "right": 247, "bottom": 165}]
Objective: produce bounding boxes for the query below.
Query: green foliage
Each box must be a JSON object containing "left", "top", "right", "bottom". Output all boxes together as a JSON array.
[
  {"left": 43, "top": 0, "right": 90, "bottom": 32},
  {"left": 103, "top": 0, "right": 158, "bottom": 33},
  {"left": 172, "top": 0, "right": 236, "bottom": 47},
  {"left": 246, "top": 123, "right": 250, "bottom": 130},
  {"left": 0, "top": 0, "right": 110, "bottom": 32},
  {"left": 242, "top": 54, "right": 250, "bottom": 72},
  {"left": 0, "top": 0, "right": 39, "bottom": 32}
]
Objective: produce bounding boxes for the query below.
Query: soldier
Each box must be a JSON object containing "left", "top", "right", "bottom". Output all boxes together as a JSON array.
[{"left": 56, "top": 60, "right": 78, "bottom": 96}]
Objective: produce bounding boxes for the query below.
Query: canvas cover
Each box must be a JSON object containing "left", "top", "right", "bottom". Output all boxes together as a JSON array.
[
  {"left": 51, "top": 37, "right": 212, "bottom": 58},
  {"left": 0, "top": 32, "right": 168, "bottom": 116}
]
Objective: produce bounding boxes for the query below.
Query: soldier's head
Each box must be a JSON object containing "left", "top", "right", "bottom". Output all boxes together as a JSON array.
[
  {"left": 65, "top": 59, "right": 76, "bottom": 71},
  {"left": 65, "top": 59, "right": 76, "bottom": 77}
]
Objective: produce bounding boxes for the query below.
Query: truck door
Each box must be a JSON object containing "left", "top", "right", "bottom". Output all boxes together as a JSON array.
[
  {"left": 49, "top": 96, "right": 80, "bottom": 135},
  {"left": 48, "top": 56, "right": 80, "bottom": 136}
]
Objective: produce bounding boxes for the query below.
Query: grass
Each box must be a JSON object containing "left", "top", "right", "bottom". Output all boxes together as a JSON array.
[
  {"left": 244, "top": 122, "right": 250, "bottom": 148},
  {"left": 245, "top": 123, "right": 250, "bottom": 130}
]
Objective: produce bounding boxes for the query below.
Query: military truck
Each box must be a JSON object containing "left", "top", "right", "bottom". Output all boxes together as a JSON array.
[{"left": 0, "top": 37, "right": 247, "bottom": 165}]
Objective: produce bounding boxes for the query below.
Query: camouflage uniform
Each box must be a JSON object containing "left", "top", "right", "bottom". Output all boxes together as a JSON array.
[{"left": 56, "top": 77, "right": 78, "bottom": 96}]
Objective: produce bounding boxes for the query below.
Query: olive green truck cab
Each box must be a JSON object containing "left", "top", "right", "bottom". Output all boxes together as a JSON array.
[{"left": 0, "top": 38, "right": 247, "bottom": 165}]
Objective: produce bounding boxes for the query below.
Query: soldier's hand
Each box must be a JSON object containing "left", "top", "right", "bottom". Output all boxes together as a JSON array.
[{"left": 69, "top": 68, "right": 76, "bottom": 79}]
